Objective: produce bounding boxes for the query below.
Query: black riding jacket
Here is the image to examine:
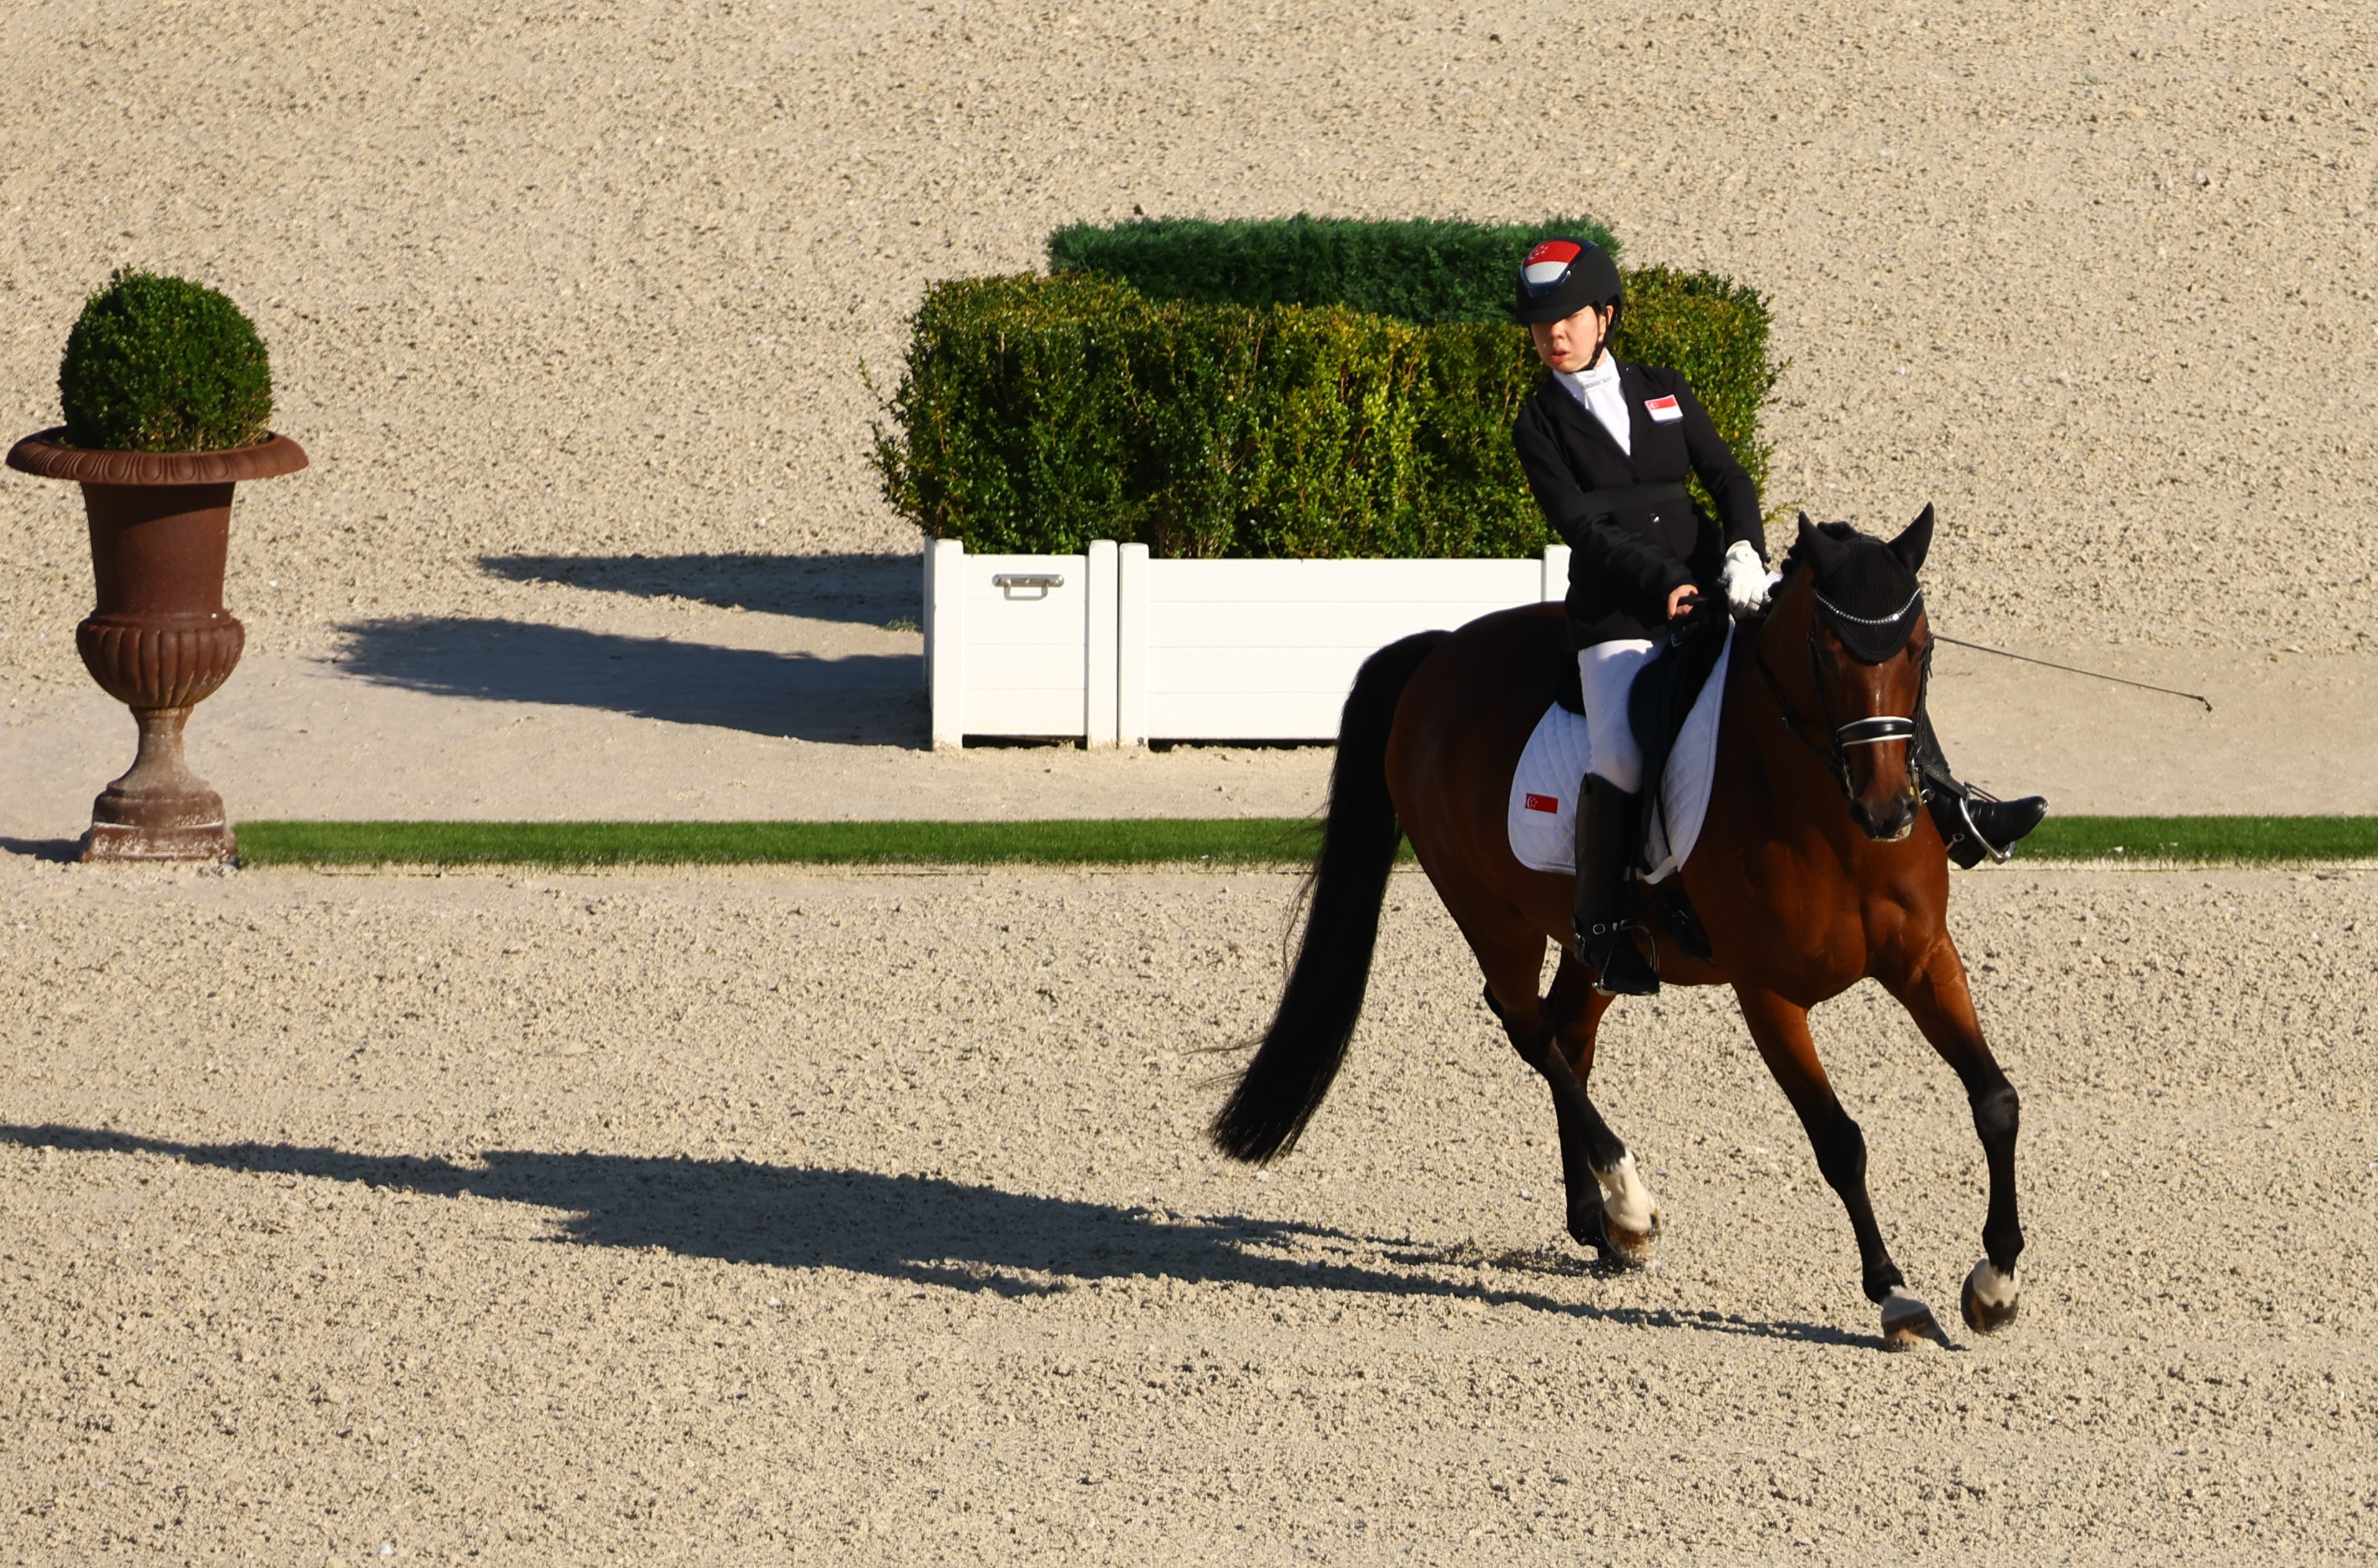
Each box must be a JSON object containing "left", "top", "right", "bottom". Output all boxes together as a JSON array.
[{"left": 1512, "top": 359, "right": 1766, "bottom": 647}]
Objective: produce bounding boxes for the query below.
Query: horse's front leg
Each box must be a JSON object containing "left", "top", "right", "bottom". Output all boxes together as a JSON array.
[
  {"left": 1733, "top": 984, "right": 1948, "bottom": 1351},
  {"left": 1878, "top": 933, "right": 2025, "bottom": 1334},
  {"left": 1483, "top": 951, "right": 1661, "bottom": 1266}
]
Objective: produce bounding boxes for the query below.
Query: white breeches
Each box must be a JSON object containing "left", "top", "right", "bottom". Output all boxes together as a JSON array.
[{"left": 1579, "top": 639, "right": 1657, "bottom": 795}]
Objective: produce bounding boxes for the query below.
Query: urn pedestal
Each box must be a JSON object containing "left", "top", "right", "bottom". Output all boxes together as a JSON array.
[{"left": 4, "top": 431, "right": 307, "bottom": 861}]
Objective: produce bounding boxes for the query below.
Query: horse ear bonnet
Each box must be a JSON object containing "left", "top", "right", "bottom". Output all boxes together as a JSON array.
[
  {"left": 1806, "top": 520, "right": 1924, "bottom": 664},
  {"left": 1890, "top": 504, "right": 1936, "bottom": 574}
]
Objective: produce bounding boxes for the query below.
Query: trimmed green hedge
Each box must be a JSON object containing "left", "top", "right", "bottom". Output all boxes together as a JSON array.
[
  {"left": 1047, "top": 214, "right": 1621, "bottom": 325},
  {"left": 60, "top": 268, "right": 273, "bottom": 452},
  {"left": 873, "top": 267, "right": 1774, "bottom": 559}
]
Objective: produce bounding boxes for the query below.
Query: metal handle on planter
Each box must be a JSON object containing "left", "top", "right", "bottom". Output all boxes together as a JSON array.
[{"left": 992, "top": 571, "right": 1065, "bottom": 594}]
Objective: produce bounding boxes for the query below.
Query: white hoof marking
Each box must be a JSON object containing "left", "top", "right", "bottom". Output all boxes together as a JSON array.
[
  {"left": 1965, "top": 1260, "right": 2018, "bottom": 1310},
  {"left": 1961, "top": 1258, "right": 2021, "bottom": 1334},
  {"left": 1880, "top": 1287, "right": 1931, "bottom": 1328},
  {"left": 1594, "top": 1151, "right": 1659, "bottom": 1235},
  {"left": 1880, "top": 1287, "right": 1947, "bottom": 1351}
]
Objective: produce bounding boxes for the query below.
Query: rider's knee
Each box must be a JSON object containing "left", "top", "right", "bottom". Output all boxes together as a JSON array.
[
  {"left": 1587, "top": 748, "right": 1642, "bottom": 796},
  {"left": 1579, "top": 644, "right": 1652, "bottom": 794}
]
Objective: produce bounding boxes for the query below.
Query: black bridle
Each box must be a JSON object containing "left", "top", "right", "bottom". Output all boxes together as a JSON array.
[{"left": 1749, "top": 587, "right": 1930, "bottom": 804}]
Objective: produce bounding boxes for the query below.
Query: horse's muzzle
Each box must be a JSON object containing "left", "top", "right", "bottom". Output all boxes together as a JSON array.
[{"left": 1850, "top": 791, "right": 1919, "bottom": 842}]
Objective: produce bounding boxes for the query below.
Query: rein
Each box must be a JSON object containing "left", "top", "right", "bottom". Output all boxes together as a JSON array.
[{"left": 1748, "top": 602, "right": 1928, "bottom": 803}]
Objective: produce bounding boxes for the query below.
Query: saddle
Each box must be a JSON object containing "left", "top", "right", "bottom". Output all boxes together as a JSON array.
[
  {"left": 1624, "top": 604, "right": 1731, "bottom": 962},
  {"left": 1520, "top": 602, "right": 1733, "bottom": 963},
  {"left": 1551, "top": 596, "right": 1731, "bottom": 806},
  {"left": 1626, "top": 598, "right": 1733, "bottom": 820}
]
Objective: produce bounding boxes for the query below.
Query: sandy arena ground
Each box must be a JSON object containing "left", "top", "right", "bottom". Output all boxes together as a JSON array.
[
  {"left": 6, "top": 2, "right": 2378, "bottom": 1562},
  {"left": 4, "top": 0, "right": 2377, "bottom": 828},
  {"left": 0, "top": 858, "right": 2372, "bottom": 1562}
]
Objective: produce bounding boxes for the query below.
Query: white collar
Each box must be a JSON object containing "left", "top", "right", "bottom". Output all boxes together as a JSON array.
[{"left": 1555, "top": 353, "right": 1621, "bottom": 397}]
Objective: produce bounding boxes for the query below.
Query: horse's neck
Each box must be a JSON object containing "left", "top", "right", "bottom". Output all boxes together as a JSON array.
[
  {"left": 1751, "top": 586, "right": 1820, "bottom": 714},
  {"left": 1723, "top": 592, "right": 1849, "bottom": 827}
]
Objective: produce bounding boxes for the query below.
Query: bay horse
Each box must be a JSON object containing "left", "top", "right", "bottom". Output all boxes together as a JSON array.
[{"left": 1210, "top": 510, "right": 2024, "bottom": 1351}]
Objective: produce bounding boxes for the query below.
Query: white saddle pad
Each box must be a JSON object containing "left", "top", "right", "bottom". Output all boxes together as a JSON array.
[{"left": 1506, "top": 629, "right": 1733, "bottom": 884}]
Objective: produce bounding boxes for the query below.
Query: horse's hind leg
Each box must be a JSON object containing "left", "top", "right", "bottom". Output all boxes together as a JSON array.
[
  {"left": 1546, "top": 952, "right": 1662, "bottom": 1263},
  {"left": 1733, "top": 984, "right": 1948, "bottom": 1351},
  {"left": 1880, "top": 936, "right": 2025, "bottom": 1334},
  {"left": 1470, "top": 913, "right": 1660, "bottom": 1267}
]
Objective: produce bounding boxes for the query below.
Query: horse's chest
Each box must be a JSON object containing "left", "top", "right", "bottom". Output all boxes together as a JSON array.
[{"left": 1734, "top": 853, "right": 1876, "bottom": 983}]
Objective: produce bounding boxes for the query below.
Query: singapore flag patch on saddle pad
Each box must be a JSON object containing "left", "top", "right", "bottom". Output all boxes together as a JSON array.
[
  {"left": 1644, "top": 394, "right": 1683, "bottom": 423},
  {"left": 1505, "top": 629, "right": 1734, "bottom": 884}
]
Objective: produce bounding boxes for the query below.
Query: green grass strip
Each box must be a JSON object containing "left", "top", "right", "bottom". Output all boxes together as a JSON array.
[
  {"left": 235, "top": 818, "right": 1326, "bottom": 870},
  {"left": 2020, "top": 815, "right": 2378, "bottom": 863},
  {"left": 233, "top": 815, "right": 2378, "bottom": 871}
]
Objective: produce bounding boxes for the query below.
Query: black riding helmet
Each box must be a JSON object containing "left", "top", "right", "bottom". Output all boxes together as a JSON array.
[{"left": 1510, "top": 237, "right": 1623, "bottom": 331}]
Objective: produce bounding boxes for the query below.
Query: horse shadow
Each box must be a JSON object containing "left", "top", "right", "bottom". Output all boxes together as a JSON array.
[
  {"left": 331, "top": 617, "right": 926, "bottom": 744},
  {"left": 475, "top": 551, "right": 920, "bottom": 625},
  {"left": 0, "top": 1123, "right": 1871, "bottom": 1347}
]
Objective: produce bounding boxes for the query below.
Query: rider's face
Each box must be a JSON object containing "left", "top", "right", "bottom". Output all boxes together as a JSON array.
[{"left": 1530, "top": 304, "right": 1614, "bottom": 373}]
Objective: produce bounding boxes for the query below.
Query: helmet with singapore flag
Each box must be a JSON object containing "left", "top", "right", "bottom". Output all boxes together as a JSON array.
[{"left": 1509, "top": 237, "right": 1622, "bottom": 327}]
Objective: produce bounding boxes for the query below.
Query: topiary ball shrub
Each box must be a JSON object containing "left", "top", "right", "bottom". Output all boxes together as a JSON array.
[{"left": 58, "top": 268, "right": 273, "bottom": 452}]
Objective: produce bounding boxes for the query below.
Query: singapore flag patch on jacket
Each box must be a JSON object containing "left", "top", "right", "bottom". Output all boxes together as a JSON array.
[{"left": 1644, "top": 394, "right": 1683, "bottom": 423}]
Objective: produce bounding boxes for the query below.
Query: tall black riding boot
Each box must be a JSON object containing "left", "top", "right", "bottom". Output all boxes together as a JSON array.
[
  {"left": 1571, "top": 774, "right": 1659, "bottom": 996},
  {"left": 1913, "top": 708, "right": 2048, "bottom": 868}
]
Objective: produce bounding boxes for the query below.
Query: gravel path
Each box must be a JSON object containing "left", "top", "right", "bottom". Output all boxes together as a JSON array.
[
  {"left": 5, "top": 0, "right": 2377, "bottom": 680},
  {"left": 2, "top": 859, "right": 2371, "bottom": 1561},
  {"left": 5, "top": 2, "right": 2374, "bottom": 827},
  {"left": 3, "top": 599, "right": 2372, "bottom": 839}
]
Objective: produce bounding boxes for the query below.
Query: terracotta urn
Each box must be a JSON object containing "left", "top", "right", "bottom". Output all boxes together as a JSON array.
[{"left": 4, "top": 430, "right": 307, "bottom": 861}]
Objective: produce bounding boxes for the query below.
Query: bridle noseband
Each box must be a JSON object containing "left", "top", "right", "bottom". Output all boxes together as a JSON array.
[
  {"left": 1833, "top": 715, "right": 1918, "bottom": 748},
  {"left": 1751, "top": 587, "right": 1929, "bottom": 802}
]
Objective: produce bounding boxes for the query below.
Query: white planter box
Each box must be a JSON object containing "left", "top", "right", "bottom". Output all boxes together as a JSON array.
[{"left": 926, "top": 539, "right": 1569, "bottom": 747}]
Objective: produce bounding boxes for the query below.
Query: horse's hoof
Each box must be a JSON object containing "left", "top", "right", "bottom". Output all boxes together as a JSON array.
[
  {"left": 1601, "top": 1207, "right": 1662, "bottom": 1270},
  {"left": 1565, "top": 1204, "right": 1660, "bottom": 1268},
  {"left": 1880, "top": 1288, "right": 1950, "bottom": 1352},
  {"left": 1960, "top": 1260, "right": 2020, "bottom": 1334}
]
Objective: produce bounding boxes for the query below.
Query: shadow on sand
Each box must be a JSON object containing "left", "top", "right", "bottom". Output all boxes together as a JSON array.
[
  {"left": 0, "top": 837, "right": 85, "bottom": 864},
  {"left": 0, "top": 1123, "right": 1873, "bottom": 1349},
  {"left": 477, "top": 551, "right": 920, "bottom": 625},
  {"left": 332, "top": 617, "right": 925, "bottom": 744}
]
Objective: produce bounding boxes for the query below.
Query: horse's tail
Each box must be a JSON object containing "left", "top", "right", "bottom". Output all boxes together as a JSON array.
[{"left": 1209, "top": 629, "right": 1448, "bottom": 1164}]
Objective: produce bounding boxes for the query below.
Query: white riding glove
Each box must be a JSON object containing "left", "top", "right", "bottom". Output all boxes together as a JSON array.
[{"left": 1719, "top": 539, "right": 1778, "bottom": 619}]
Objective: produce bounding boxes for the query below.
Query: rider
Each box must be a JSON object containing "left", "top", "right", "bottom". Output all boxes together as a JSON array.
[{"left": 1508, "top": 238, "right": 2047, "bottom": 995}]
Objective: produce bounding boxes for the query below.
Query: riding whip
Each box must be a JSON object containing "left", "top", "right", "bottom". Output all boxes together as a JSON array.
[{"left": 1931, "top": 634, "right": 2214, "bottom": 712}]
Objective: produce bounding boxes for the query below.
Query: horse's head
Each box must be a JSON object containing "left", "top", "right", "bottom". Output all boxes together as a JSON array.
[{"left": 1766, "top": 506, "right": 1936, "bottom": 842}]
